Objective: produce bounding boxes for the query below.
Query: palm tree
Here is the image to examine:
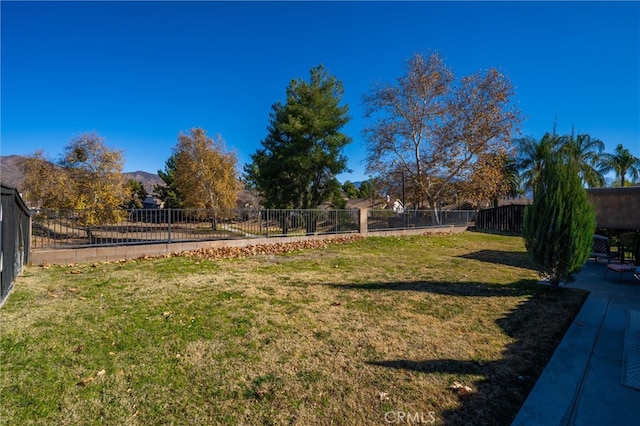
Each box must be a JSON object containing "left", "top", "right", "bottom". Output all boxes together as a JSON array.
[
  {"left": 599, "top": 144, "right": 640, "bottom": 187},
  {"left": 488, "top": 154, "right": 521, "bottom": 207},
  {"left": 558, "top": 133, "right": 605, "bottom": 187},
  {"left": 502, "top": 155, "right": 522, "bottom": 198},
  {"left": 515, "top": 133, "right": 560, "bottom": 194}
]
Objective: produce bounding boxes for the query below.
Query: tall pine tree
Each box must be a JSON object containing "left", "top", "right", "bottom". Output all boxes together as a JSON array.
[
  {"left": 154, "top": 153, "right": 184, "bottom": 208},
  {"left": 244, "top": 65, "right": 351, "bottom": 209},
  {"left": 522, "top": 155, "right": 596, "bottom": 288}
]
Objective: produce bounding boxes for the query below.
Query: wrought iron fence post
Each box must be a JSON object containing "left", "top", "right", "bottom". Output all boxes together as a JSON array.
[{"left": 167, "top": 208, "right": 172, "bottom": 244}]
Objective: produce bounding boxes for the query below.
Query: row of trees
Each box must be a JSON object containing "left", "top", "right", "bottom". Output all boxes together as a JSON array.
[
  {"left": 21, "top": 129, "right": 241, "bottom": 217},
  {"left": 21, "top": 52, "right": 640, "bottom": 222},
  {"left": 516, "top": 132, "right": 640, "bottom": 194}
]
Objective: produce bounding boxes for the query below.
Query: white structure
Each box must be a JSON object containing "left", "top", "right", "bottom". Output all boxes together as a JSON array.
[{"left": 392, "top": 199, "right": 404, "bottom": 214}]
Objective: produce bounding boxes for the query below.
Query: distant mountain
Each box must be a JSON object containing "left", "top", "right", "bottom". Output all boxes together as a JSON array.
[
  {"left": 123, "top": 171, "right": 164, "bottom": 194},
  {"left": 0, "top": 155, "right": 164, "bottom": 195}
]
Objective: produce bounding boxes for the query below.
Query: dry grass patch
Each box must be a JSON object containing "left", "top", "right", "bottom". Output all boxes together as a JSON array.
[{"left": 1, "top": 232, "right": 586, "bottom": 425}]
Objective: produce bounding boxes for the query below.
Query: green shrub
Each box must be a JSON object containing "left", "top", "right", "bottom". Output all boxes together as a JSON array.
[{"left": 522, "top": 156, "right": 596, "bottom": 288}]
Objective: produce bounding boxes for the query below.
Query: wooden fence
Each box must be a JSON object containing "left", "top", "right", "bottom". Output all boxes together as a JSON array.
[{"left": 475, "top": 204, "right": 526, "bottom": 233}]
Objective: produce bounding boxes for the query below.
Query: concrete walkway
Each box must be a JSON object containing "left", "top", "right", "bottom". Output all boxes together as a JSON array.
[{"left": 513, "top": 261, "right": 640, "bottom": 425}]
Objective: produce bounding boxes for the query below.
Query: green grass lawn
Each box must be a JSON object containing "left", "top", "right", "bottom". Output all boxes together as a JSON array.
[{"left": 1, "top": 232, "right": 587, "bottom": 425}]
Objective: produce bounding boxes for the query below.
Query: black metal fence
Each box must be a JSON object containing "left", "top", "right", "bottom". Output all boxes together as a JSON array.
[
  {"left": 367, "top": 209, "right": 476, "bottom": 232},
  {"left": 1, "top": 184, "right": 31, "bottom": 305},
  {"left": 475, "top": 204, "right": 527, "bottom": 233},
  {"left": 31, "top": 208, "right": 360, "bottom": 249}
]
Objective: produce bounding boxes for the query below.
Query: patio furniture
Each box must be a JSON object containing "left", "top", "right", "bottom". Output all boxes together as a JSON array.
[
  {"left": 618, "top": 233, "right": 638, "bottom": 264},
  {"left": 590, "top": 234, "right": 616, "bottom": 263}
]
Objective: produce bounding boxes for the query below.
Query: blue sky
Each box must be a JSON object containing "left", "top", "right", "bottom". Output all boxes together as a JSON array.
[{"left": 2, "top": 1, "right": 639, "bottom": 184}]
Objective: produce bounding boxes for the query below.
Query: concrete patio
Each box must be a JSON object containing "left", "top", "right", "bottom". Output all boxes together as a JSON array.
[{"left": 513, "top": 260, "right": 640, "bottom": 425}]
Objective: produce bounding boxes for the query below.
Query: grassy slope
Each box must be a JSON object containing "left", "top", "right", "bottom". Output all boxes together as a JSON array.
[{"left": 0, "top": 232, "right": 587, "bottom": 425}]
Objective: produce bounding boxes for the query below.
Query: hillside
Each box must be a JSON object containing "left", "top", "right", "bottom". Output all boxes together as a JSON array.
[
  {"left": 0, "top": 155, "right": 164, "bottom": 194},
  {"left": 121, "top": 170, "right": 164, "bottom": 194}
]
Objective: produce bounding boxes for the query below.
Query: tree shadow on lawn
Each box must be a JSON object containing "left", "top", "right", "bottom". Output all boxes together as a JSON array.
[
  {"left": 458, "top": 249, "right": 537, "bottom": 270},
  {"left": 328, "top": 279, "right": 534, "bottom": 298},
  {"left": 327, "top": 279, "right": 587, "bottom": 425}
]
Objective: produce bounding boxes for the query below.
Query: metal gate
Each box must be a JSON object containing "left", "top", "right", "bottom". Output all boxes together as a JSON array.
[{"left": 1, "top": 184, "right": 31, "bottom": 306}]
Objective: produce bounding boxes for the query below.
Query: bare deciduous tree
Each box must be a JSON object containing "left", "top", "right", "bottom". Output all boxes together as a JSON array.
[{"left": 363, "top": 52, "right": 521, "bottom": 221}]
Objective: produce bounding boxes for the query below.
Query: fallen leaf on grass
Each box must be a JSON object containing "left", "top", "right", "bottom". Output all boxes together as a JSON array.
[
  {"left": 97, "top": 369, "right": 106, "bottom": 377},
  {"left": 77, "top": 377, "right": 94, "bottom": 387},
  {"left": 67, "top": 270, "right": 82, "bottom": 275},
  {"left": 449, "top": 381, "right": 474, "bottom": 395},
  {"left": 86, "top": 236, "right": 364, "bottom": 265}
]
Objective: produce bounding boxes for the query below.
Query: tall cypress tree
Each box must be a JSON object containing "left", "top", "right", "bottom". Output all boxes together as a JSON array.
[
  {"left": 522, "top": 155, "right": 596, "bottom": 288},
  {"left": 244, "top": 65, "right": 351, "bottom": 209}
]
